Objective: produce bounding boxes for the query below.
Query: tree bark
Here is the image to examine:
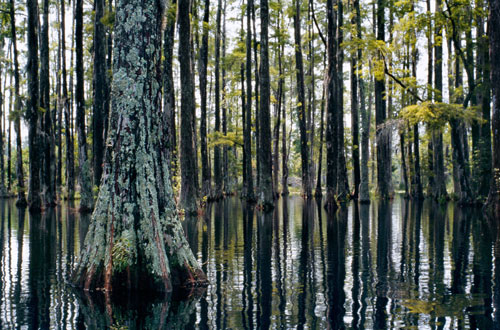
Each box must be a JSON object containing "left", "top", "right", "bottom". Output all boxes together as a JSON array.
[
  {"left": 40, "top": 0, "right": 56, "bottom": 206},
  {"left": 27, "top": 0, "right": 42, "bottom": 212},
  {"left": 293, "top": 0, "right": 312, "bottom": 198},
  {"left": 242, "top": 0, "right": 255, "bottom": 202},
  {"left": 178, "top": 0, "right": 199, "bottom": 215},
  {"left": 163, "top": 0, "right": 177, "bottom": 185},
  {"left": 62, "top": 0, "right": 75, "bottom": 200},
  {"left": 350, "top": 0, "right": 360, "bottom": 199},
  {"left": 375, "top": 0, "right": 392, "bottom": 199},
  {"left": 336, "top": 0, "right": 349, "bottom": 202},
  {"left": 75, "top": 0, "right": 93, "bottom": 212},
  {"left": 93, "top": 0, "right": 108, "bottom": 187},
  {"left": 486, "top": 0, "right": 500, "bottom": 217},
  {"left": 10, "top": 0, "right": 27, "bottom": 207},
  {"left": 258, "top": 0, "right": 274, "bottom": 210},
  {"left": 213, "top": 0, "right": 223, "bottom": 200},
  {"left": 325, "top": 0, "right": 338, "bottom": 209},
  {"left": 199, "top": 0, "right": 211, "bottom": 199},
  {"left": 72, "top": 0, "right": 206, "bottom": 292},
  {"left": 272, "top": 14, "right": 283, "bottom": 197}
]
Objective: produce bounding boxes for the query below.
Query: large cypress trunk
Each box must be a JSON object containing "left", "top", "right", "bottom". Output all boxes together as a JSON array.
[
  {"left": 76, "top": 0, "right": 93, "bottom": 212},
  {"left": 178, "top": 0, "right": 199, "bottom": 215},
  {"left": 258, "top": 0, "right": 274, "bottom": 209},
  {"left": 72, "top": 0, "right": 206, "bottom": 292},
  {"left": 486, "top": 0, "right": 500, "bottom": 217},
  {"left": 27, "top": 0, "right": 42, "bottom": 212}
]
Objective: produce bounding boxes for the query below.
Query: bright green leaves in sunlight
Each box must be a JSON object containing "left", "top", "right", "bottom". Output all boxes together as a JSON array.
[{"left": 400, "top": 101, "right": 482, "bottom": 129}]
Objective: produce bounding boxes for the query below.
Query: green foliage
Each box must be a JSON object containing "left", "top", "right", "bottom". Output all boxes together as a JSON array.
[
  {"left": 208, "top": 130, "right": 243, "bottom": 148},
  {"left": 111, "top": 231, "right": 135, "bottom": 274},
  {"left": 400, "top": 101, "right": 482, "bottom": 129}
]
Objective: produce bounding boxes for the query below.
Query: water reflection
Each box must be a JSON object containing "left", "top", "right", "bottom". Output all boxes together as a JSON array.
[{"left": 0, "top": 197, "right": 498, "bottom": 328}]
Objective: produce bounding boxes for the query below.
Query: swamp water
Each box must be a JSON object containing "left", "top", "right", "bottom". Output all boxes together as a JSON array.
[{"left": 0, "top": 196, "right": 498, "bottom": 329}]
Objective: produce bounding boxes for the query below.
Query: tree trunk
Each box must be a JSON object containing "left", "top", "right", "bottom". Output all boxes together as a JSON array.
[
  {"left": 272, "top": 15, "right": 283, "bottom": 197},
  {"left": 282, "top": 87, "right": 289, "bottom": 196},
  {"left": 293, "top": 0, "right": 312, "bottom": 199},
  {"left": 40, "top": 0, "right": 56, "bottom": 206},
  {"left": 62, "top": 0, "right": 75, "bottom": 200},
  {"left": 213, "top": 0, "right": 223, "bottom": 200},
  {"left": 325, "top": 0, "right": 338, "bottom": 209},
  {"left": 27, "top": 0, "right": 42, "bottom": 212},
  {"left": 11, "top": 0, "right": 27, "bottom": 207},
  {"left": 357, "top": 0, "right": 369, "bottom": 203},
  {"left": 178, "top": 0, "right": 199, "bottom": 215},
  {"left": 336, "top": 0, "right": 349, "bottom": 202},
  {"left": 375, "top": 0, "right": 391, "bottom": 199},
  {"left": 56, "top": 2, "right": 62, "bottom": 194},
  {"left": 222, "top": 4, "right": 230, "bottom": 195},
  {"left": 199, "top": 0, "right": 211, "bottom": 199},
  {"left": 75, "top": 0, "right": 93, "bottom": 212},
  {"left": 315, "top": 70, "right": 326, "bottom": 198},
  {"left": 350, "top": 1, "right": 360, "bottom": 199},
  {"left": 71, "top": 0, "right": 206, "bottom": 292},
  {"left": 242, "top": 0, "right": 255, "bottom": 202},
  {"left": 400, "top": 132, "right": 409, "bottom": 198},
  {"left": 476, "top": 6, "right": 493, "bottom": 199},
  {"left": 258, "top": 0, "right": 274, "bottom": 210},
  {"left": 486, "top": 0, "right": 500, "bottom": 217},
  {"left": 163, "top": 0, "right": 177, "bottom": 186},
  {"left": 92, "top": 0, "right": 108, "bottom": 187},
  {"left": 431, "top": 0, "right": 447, "bottom": 200},
  {"left": 0, "top": 42, "right": 5, "bottom": 197}
]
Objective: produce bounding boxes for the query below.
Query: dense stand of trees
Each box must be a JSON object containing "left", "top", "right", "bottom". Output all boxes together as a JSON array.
[{"left": 0, "top": 0, "right": 498, "bottom": 218}]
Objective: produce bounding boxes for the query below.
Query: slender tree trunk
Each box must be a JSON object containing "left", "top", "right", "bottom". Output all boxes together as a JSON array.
[
  {"left": 258, "top": 0, "right": 273, "bottom": 210},
  {"left": 375, "top": 0, "right": 392, "bottom": 199},
  {"left": 325, "top": 0, "right": 338, "bottom": 209},
  {"left": 273, "top": 10, "right": 283, "bottom": 198},
  {"left": 336, "top": 0, "right": 349, "bottom": 201},
  {"left": 0, "top": 42, "right": 5, "bottom": 197},
  {"left": 10, "top": 0, "right": 27, "bottom": 207},
  {"left": 358, "top": 0, "right": 369, "bottom": 203},
  {"left": 432, "top": 0, "right": 447, "bottom": 200},
  {"left": 178, "top": 0, "right": 199, "bottom": 214},
  {"left": 92, "top": 0, "right": 107, "bottom": 186},
  {"left": 252, "top": 6, "right": 260, "bottom": 187},
  {"left": 62, "top": 0, "right": 75, "bottom": 200},
  {"left": 350, "top": 0, "right": 360, "bottom": 199},
  {"left": 222, "top": 1, "right": 230, "bottom": 195},
  {"left": 282, "top": 86, "right": 289, "bottom": 196},
  {"left": 199, "top": 0, "right": 211, "bottom": 199},
  {"left": 7, "top": 72, "right": 12, "bottom": 193},
  {"left": 40, "top": 0, "right": 56, "bottom": 206},
  {"left": 486, "top": 0, "right": 500, "bottom": 217},
  {"left": 400, "top": 132, "right": 409, "bottom": 198},
  {"left": 71, "top": 0, "right": 206, "bottom": 291},
  {"left": 242, "top": 0, "right": 255, "bottom": 201},
  {"left": 315, "top": 81, "right": 326, "bottom": 198},
  {"left": 163, "top": 0, "right": 177, "bottom": 185},
  {"left": 213, "top": 0, "right": 223, "bottom": 200},
  {"left": 293, "top": 0, "right": 312, "bottom": 198},
  {"left": 75, "top": 0, "right": 93, "bottom": 212},
  {"left": 27, "top": 0, "right": 42, "bottom": 212},
  {"left": 476, "top": 6, "right": 493, "bottom": 199}
]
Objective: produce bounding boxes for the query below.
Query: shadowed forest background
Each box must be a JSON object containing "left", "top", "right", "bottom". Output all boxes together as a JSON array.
[{"left": 0, "top": 0, "right": 500, "bottom": 327}]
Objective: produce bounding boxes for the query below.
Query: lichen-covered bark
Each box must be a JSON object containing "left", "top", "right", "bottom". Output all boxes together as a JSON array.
[
  {"left": 72, "top": 0, "right": 205, "bottom": 292},
  {"left": 76, "top": 0, "right": 94, "bottom": 212}
]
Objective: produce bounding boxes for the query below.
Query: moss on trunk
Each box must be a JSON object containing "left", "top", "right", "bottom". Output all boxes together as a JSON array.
[{"left": 72, "top": 0, "right": 206, "bottom": 293}]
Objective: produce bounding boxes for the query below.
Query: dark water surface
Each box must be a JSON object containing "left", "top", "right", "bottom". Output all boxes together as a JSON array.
[{"left": 0, "top": 196, "right": 499, "bottom": 329}]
